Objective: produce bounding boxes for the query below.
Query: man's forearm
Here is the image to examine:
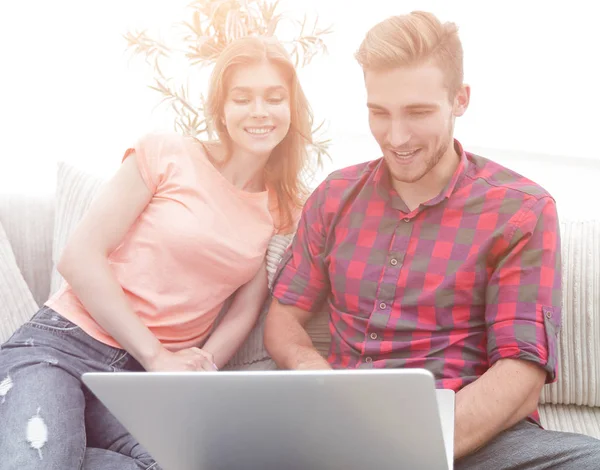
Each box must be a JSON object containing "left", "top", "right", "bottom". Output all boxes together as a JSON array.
[
  {"left": 285, "top": 342, "right": 331, "bottom": 370},
  {"left": 264, "top": 298, "right": 331, "bottom": 370},
  {"left": 453, "top": 358, "right": 546, "bottom": 460}
]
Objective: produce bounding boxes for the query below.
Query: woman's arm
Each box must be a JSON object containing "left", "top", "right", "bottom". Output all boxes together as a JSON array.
[
  {"left": 201, "top": 262, "right": 269, "bottom": 369},
  {"left": 58, "top": 154, "right": 210, "bottom": 371}
]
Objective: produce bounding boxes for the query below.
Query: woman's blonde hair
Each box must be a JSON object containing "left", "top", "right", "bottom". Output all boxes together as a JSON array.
[
  {"left": 205, "top": 36, "right": 315, "bottom": 234},
  {"left": 355, "top": 11, "right": 464, "bottom": 99}
]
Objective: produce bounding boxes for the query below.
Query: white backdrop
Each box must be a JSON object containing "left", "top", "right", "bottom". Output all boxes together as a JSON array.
[{"left": 0, "top": 0, "right": 597, "bottom": 219}]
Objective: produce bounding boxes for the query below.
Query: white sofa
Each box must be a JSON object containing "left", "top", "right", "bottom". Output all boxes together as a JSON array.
[{"left": 1, "top": 162, "right": 599, "bottom": 440}]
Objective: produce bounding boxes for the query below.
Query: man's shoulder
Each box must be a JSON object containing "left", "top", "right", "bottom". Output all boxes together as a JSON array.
[
  {"left": 313, "top": 158, "right": 381, "bottom": 195},
  {"left": 304, "top": 158, "right": 381, "bottom": 216},
  {"left": 467, "top": 152, "right": 554, "bottom": 202},
  {"left": 325, "top": 158, "right": 381, "bottom": 182}
]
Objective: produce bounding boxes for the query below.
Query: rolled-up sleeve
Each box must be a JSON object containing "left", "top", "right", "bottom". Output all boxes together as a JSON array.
[
  {"left": 272, "top": 182, "right": 330, "bottom": 313},
  {"left": 485, "top": 196, "right": 562, "bottom": 383}
]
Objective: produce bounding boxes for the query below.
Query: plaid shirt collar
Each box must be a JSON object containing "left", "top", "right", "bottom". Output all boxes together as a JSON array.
[{"left": 374, "top": 139, "right": 469, "bottom": 213}]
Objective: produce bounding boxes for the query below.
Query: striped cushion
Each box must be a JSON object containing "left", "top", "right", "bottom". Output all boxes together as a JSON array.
[
  {"left": 0, "top": 194, "right": 54, "bottom": 306},
  {"left": 539, "top": 404, "right": 600, "bottom": 439},
  {"left": 540, "top": 220, "right": 600, "bottom": 407},
  {"left": 50, "top": 162, "right": 104, "bottom": 295},
  {"left": 0, "top": 221, "right": 38, "bottom": 343}
]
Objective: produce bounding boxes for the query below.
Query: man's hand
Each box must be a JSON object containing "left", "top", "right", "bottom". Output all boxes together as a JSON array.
[{"left": 144, "top": 347, "right": 218, "bottom": 372}]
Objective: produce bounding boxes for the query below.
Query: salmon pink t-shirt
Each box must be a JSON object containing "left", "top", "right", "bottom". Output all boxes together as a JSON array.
[{"left": 46, "top": 132, "right": 277, "bottom": 351}]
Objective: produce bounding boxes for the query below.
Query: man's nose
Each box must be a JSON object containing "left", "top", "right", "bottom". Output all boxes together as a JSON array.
[{"left": 388, "top": 120, "right": 411, "bottom": 148}]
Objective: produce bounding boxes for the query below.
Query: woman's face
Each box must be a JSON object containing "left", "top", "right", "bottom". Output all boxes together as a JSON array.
[{"left": 222, "top": 61, "right": 292, "bottom": 161}]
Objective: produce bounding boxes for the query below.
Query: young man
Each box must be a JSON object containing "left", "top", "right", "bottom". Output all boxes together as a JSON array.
[{"left": 264, "top": 10, "right": 600, "bottom": 468}]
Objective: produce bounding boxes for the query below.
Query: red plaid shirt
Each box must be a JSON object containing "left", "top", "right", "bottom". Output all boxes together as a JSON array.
[{"left": 272, "top": 140, "right": 561, "bottom": 419}]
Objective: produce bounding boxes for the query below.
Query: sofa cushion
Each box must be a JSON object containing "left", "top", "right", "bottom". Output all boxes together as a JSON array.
[
  {"left": 50, "top": 162, "right": 104, "bottom": 295},
  {"left": 539, "top": 404, "right": 600, "bottom": 440},
  {"left": 540, "top": 220, "right": 600, "bottom": 408},
  {"left": 0, "top": 221, "right": 39, "bottom": 343},
  {"left": 0, "top": 194, "right": 54, "bottom": 306}
]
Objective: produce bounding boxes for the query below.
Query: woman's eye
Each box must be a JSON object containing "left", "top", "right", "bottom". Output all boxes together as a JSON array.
[
  {"left": 233, "top": 98, "right": 250, "bottom": 104},
  {"left": 267, "top": 96, "right": 285, "bottom": 104}
]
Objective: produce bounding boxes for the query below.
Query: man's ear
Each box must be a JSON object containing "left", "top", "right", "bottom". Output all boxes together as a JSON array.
[{"left": 453, "top": 84, "right": 470, "bottom": 117}]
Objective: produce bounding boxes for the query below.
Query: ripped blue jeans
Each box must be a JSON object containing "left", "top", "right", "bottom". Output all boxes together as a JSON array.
[{"left": 0, "top": 306, "right": 160, "bottom": 469}]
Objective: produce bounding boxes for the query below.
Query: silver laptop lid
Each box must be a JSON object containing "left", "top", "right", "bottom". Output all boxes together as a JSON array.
[{"left": 83, "top": 368, "right": 453, "bottom": 470}]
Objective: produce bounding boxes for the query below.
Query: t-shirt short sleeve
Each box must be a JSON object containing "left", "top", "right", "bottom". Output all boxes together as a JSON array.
[{"left": 122, "top": 132, "right": 173, "bottom": 193}]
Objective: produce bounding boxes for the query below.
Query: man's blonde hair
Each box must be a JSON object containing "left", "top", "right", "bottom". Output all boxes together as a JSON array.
[{"left": 355, "top": 11, "right": 464, "bottom": 98}]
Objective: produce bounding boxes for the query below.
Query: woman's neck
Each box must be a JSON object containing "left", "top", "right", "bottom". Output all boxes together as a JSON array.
[{"left": 204, "top": 141, "right": 268, "bottom": 192}]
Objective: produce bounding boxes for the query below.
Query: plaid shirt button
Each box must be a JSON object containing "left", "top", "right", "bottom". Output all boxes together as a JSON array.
[
  {"left": 379, "top": 302, "right": 386, "bottom": 310},
  {"left": 403, "top": 217, "right": 410, "bottom": 222},
  {"left": 365, "top": 357, "right": 373, "bottom": 363},
  {"left": 370, "top": 333, "right": 378, "bottom": 340},
  {"left": 390, "top": 258, "right": 398, "bottom": 266}
]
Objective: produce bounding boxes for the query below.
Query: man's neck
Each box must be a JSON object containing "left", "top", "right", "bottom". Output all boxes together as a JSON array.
[{"left": 392, "top": 144, "right": 461, "bottom": 212}]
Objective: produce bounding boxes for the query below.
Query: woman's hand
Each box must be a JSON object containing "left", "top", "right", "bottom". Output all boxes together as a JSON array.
[{"left": 144, "top": 347, "right": 219, "bottom": 372}]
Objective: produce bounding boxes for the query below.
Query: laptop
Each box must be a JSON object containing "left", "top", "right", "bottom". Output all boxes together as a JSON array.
[{"left": 83, "top": 368, "right": 455, "bottom": 470}]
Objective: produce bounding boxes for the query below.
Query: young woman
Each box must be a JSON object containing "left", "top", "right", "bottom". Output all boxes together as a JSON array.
[{"left": 0, "top": 35, "right": 315, "bottom": 469}]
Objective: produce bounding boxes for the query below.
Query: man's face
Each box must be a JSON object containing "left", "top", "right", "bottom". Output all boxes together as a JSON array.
[{"left": 365, "top": 62, "right": 469, "bottom": 185}]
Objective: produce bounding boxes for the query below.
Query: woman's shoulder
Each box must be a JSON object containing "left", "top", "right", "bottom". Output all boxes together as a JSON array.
[
  {"left": 125, "top": 131, "right": 201, "bottom": 189},
  {"left": 134, "top": 131, "right": 220, "bottom": 170},
  {"left": 188, "top": 138, "right": 226, "bottom": 164}
]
